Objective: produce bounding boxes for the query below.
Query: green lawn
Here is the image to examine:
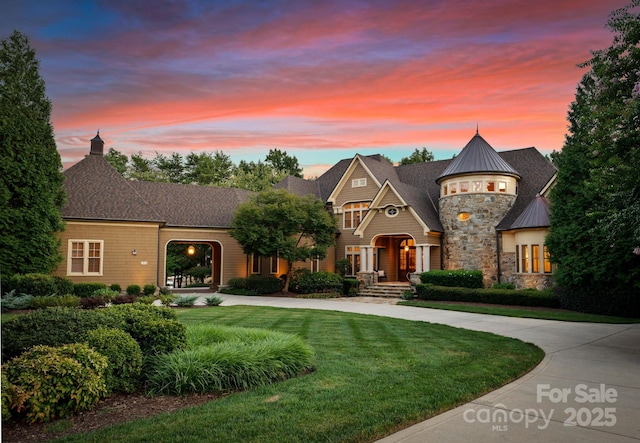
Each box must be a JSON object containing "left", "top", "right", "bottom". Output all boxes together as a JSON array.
[
  {"left": 400, "top": 301, "right": 640, "bottom": 323},
  {"left": 48, "top": 305, "right": 542, "bottom": 443}
]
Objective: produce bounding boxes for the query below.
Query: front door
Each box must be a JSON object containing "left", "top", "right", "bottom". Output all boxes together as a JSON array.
[{"left": 398, "top": 238, "right": 416, "bottom": 281}]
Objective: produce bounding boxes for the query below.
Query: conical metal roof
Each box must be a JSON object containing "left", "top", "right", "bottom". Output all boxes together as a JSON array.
[
  {"left": 436, "top": 132, "right": 520, "bottom": 183},
  {"left": 510, "top": 194, "right": 550, "bottom": 229}
]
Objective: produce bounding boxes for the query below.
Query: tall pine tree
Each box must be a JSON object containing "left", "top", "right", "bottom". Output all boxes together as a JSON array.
[
  {"left": 546, "top": 1, "right": 640, "bottom": 316},
  {"left": 0, "top": 30, "right": 65, "bottom": 277}
]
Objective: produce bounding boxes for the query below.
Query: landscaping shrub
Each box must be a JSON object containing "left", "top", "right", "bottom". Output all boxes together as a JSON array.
[
  {"left": 136, "top": 295, "right": 156, "bottom": 305},
  {"left": 335, "top": 258, "right": 350, "bottom": 277},
  {"left": 3, "top": 344, "right": 108, "bottom": 423},
  {"left": 291, "top": 270, "right": 342, "bottom": 294},
  {"left": 174, "top": 295, "right": 199, "bottom": 307},
  {"left": 143, "top": 284, "right": 156, "bottom": 296},
  {"left": 4, "top": 273, "right": 73, "bottom": 297},
  {"left": 92, "top": 287, "right": 119, "bottom": 303},
  {"left": 401, "top": 290, "right": 415, "bottom": 301},
  {"left": 31, "top": 294, "right": 81, "bottom": 309},
  {"left": 205, "top": 295, "right": 223, "bottom": 306},
  {"left": 1, "top": 307, "right": 122, "bottom": 360},
  {"left": 103, "top": 304, "right": 185, "bottom": 358},
  {"left": 1, "top": 371, "right": 16, "bottom": 423},
  {"left": 126, "top": 284, "right": 141, "bottom": 296},
  {"left": 0, "top": 290, "right": 33, "bottom": 312},
  {"left": 224, "top": 275, "right": 283, "bottom": 294},
  {"left": 146, "top": 325, "right": 314, "bottom": 396},
  {"left": 160, "top": 294, "right": 176, "bottom": 306},
  {"left": 342, "top": 278, "right": 359, "bottom": 296},
  {"left": 492, "top": 282, "right": 516, "bottom": 290},
  {"left": 419, "top": 270, "right": 484, "bottom": 288},
  {"left": 112, "top": 294, "right": 137, "bottom": 304},
  {"left": 79, "top": 296, "right": 106, "bottom": 310},
  {"left": 73, "top": 282, "right": 107, "bottom": 298},
  {"left": 415, "top": 285, "right": 560, "bottom": 308},
  {"left": 85, "top": 327, "right": 143, "bottom": 394},
  {"left": 554, "top": 286, "right": 640, "bottom": 318},
  {"left": 109, "top": 283, "right": 122, "bottom": 293}
]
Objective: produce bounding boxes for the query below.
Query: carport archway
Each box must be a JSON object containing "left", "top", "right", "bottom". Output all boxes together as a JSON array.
[{"left": 165, "top": 241, "right": 222, "bottom": 289}]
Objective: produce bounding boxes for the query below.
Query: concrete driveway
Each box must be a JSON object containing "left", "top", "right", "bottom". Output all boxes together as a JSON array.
[{"left": 211, "top": 294, "right": 640, "bottom": 442}]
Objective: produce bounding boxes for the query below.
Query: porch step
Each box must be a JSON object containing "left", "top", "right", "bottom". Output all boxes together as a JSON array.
[{"left": 358, "top": 283, "right": 410, "bottom": 298}]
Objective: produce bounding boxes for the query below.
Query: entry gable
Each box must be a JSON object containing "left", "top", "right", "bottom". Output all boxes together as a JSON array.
[
  {"left": 326, "top": 155, "right": 382, "bottom": 206},
  {"left": 354, "top": 180, "right": 431, "bottom": 237}
]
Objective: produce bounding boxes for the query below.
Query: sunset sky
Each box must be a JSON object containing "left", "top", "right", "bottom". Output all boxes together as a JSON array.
[{"left": 2, "top": 0, "right": 628, "bottom": 177}]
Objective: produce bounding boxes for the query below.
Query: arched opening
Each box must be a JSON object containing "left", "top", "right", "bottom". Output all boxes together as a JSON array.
[
  {"left": 165, "top": 241, "right": 222, "bottom": 290},
  {"left": 372, "top": 234, "right": 415, "bottom": 282}
]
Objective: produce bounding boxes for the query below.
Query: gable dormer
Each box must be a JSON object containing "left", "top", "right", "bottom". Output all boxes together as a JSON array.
[{"left": 326, "top": 154, "right": 383, "bottom": 207}]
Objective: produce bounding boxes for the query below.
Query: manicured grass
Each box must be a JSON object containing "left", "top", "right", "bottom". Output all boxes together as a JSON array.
[
  {"left": 400, "top": 300, "right": 640, "bottom": 323},
  {"left": 52, "top": 305, "right": 543, "bottom": 443}
]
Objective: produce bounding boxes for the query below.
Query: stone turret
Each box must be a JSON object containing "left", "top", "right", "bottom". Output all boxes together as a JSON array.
[{"left": 437, "top": 132, "right": 520, "bottom": 286}]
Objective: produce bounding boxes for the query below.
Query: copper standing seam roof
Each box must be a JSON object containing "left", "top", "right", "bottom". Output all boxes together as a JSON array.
[
  {"left": 509, "top": 194, "right": 551, "bottom": 229},
  {"left": 436, "top": 132, "right": 520, "bottom": 183}
]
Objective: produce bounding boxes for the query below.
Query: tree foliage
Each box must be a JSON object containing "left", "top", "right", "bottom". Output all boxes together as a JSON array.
[
  {"left": 104, "top": 148, "right": 302, "bottom": 191},
  {"left": 399, "top": 147, "right": 435, "bottom": 165},
  {"left": 546, "top": 1, "right": 640, "bottom": 316},
  {"left": 0, "top": 30, "right": 65, "bottom": 277},
  {"left": 230, "top": 189, "right": 337, "bottom": 291}
]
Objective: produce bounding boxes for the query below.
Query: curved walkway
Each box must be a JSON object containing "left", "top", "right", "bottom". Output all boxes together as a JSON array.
[{"left": 210, "top": 294, "right": 640, "bottom": 442}]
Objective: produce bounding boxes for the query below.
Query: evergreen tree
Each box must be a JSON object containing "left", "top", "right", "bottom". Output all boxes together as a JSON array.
[
  {"left": 546, "top": 1, "right": 640, "bottom": 316},
  {"left": 399, "top": 147, "right": 435, "bottom": 165},
  {"left": 0, "top": 30, "right": 65, "bottom": 277}
]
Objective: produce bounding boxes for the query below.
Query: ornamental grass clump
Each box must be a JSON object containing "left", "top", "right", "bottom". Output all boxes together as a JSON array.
[{"left": 145, "top": 324, "right": 314, "bottom": 396}]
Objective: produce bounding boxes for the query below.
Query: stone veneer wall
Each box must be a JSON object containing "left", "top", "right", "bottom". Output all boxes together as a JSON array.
[{"left": 439, "top": 193, "right": 516, "bottom": 287}]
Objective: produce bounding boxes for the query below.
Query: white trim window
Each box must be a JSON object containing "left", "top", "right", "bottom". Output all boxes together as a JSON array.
[
  {"left": 343, "top": 202, "right": 370, "bottom": 229},
  {"left": 270, "top": 255, "right": 279, "bottom": 274},
  {"left": 310, "top": 257, "right": 320, "bottom": 272},
  {"left": 68, "top": 240, "right": 103, "bottom": 276},
  {"left": 352, "top": 178, "right": 367, "bottom": 188}
]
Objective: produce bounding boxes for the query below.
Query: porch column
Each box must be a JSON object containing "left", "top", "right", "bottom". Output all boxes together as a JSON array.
[
  {"left": 416, "top": 245, "right": 423, "bottom": 273},
  {"left": 423, "top": 245, "right": 431, "bottom": 272},
  {"left": 367, "top": 247, "right": 374, "bottom": 272},
  {"left": 359, "top": 247, "right": 367, "bottom": 272}
]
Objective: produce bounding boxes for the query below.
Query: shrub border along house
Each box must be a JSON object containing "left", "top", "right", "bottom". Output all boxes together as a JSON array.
[{"left": 415, "top": 284, "right": 560, "bottom": 308}]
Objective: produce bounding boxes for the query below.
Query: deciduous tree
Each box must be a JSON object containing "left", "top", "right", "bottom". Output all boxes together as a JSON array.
[{"left": 230, "top": 189, "right": 337, "bottom": 292}]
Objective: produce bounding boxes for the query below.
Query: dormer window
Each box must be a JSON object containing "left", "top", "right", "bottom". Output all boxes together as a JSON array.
[{"left": 352, "top": 178, "right": 367, "bottom": 188}]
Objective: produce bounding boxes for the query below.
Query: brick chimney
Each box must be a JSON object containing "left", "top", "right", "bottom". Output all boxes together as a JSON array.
[{"left": 90, "top": 131, "right": 104, "bottom": 156}]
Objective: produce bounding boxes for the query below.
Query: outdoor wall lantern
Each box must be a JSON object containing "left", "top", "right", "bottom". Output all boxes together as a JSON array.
[
  {"left": 187, "top": 245, "right": 196, "bottom": 256},
  {"left": 131, "top": 249, "right": 137, "bottom": 256}
]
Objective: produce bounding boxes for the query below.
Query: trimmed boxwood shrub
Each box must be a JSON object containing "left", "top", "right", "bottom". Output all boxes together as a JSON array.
[
  {"left": 291, "top": 270, "right": 342, "bottom": 294},
  {"left": 109, "top": 283, "right": 122, "bottom": 293},
  {"left": 143, "top": 284, "right": 156, "bottom": 296},
  {"left": 104, "top": 304, "right": 185, "bottom": 358},
  {"left": 126, "top": 284, "right": 141, "bottom": 296},
  {"left": 85, "top": 327, "right": 143, "bottom": 394},
  {"left": 3, "top": 343, "right": 108, "bottom": 423},
  {"left": 1, "top": 307, "right": 123, "bottom": 360},
  {"left": 419, "top": 270, "right": 484, "bottom": 288},
  {"left": 415, "top": 284, "right": 560, "bottom": 308},
  {"left": 4, "top": 273, "right": 73, "bottom": 297},
  {"left": 73, "top": 283, "right": 107, "bottom": 298},
  {"left": 225, "top": 275, "right": 283, "bottom": 294},
  {"left": 342, "top": 278, "right": 359, "bottom": 296}
]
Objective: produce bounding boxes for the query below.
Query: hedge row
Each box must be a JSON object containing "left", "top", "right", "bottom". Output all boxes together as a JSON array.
[
  {"left": 226, "top": 275, "right": 284, "bottom": 294},
  {"left": 419, "top": 270, "right": 484, "bottom": 288},
  {"left": 291, "top": 270, "right": 342, "bottom": 294},
  {"left": 415, "top": 284, "right": 560, "bottom": 308}
]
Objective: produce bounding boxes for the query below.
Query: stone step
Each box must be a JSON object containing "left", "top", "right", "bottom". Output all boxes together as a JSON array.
[{"left": 358, "top": 284, "right": 410, "bottom": 298}]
